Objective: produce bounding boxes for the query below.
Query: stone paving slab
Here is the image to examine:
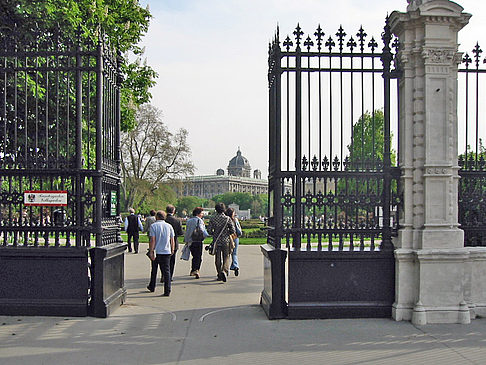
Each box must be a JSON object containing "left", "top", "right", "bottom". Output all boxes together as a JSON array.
[{"left": 1, "top": 244, "right": 486, "bottom": 364}]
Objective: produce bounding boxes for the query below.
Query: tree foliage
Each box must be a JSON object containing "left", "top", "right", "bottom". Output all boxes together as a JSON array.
[
  {"left": 121, "top": 182, "right": 177, "bottom": 217},
  {"left": 336, "top": 110, "right": 396, "bottom": 198},
  {"left": 0, "top": 0, "right": 157, "bottom": 132},
  {"left": 121, "top": 104, "right": 194, "bottom": 210},
  {"left": 211, "top": 192, "right": 268, "bottom": 217},
  {"left": 175, "top": 196, "right": 207, "bottom": 217},
  {"left": 212, "top": 192, "right": 253, "bottom": 210},
  {"left": 459, "top": 139, "right": 486, "bottom": 169},
  {"left": 347, "top": 110, "right": 396, "bottom": 167},
  {"left": 250, "top": 194, "right": 268, "bottom": 218}
]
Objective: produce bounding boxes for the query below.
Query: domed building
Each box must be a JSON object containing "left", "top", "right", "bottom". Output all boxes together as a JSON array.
[
  {"left": 180, "top": 149, "right": 268, "bottom": 199},
  {"left": 228, "top": 148, "right": 251, "bottom": 177}
]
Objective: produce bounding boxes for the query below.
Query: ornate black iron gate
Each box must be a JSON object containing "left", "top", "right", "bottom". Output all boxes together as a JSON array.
[
  {"left": 458, "top": 43, "right": 486, "bottom": 246},
  {"left": 262, "top": 19, "right": 401, "bottom": 319},
  {"left": 0, "top": 25, "right": 125, "bottom": 317}
]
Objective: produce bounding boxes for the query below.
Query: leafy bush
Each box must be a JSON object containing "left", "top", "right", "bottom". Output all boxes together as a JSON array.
[
  {"left": 242, "top": 229, "right": 267, "bottom": 238},
  {"left": 240, "top": 223, "right": 261, "bottom": 229},
  {"left": 240, "top": 219, "right": 265, "bottom": 229}
]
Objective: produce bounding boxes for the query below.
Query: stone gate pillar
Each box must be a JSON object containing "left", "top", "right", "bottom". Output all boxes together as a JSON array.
[{"left": 390, "top": 0, "right": 472, "bottom": 324}]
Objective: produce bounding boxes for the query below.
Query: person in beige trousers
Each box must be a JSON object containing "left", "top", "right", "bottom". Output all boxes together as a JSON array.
[{"left": 208, "top": 203, "right": 235, "bottom": 282}]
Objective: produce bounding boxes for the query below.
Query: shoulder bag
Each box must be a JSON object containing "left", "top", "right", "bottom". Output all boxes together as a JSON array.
[{"left": 191, "top": 218, "right": 205, "bottom": 242}]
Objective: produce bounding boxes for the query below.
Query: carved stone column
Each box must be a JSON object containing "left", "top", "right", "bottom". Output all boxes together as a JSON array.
[{"left": 390, "top": 0, "right": 472, "bottom": 324}]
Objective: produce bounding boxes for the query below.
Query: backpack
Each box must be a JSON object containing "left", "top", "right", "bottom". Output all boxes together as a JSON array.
[{"left": 191, "top": 219, "right": 205, "bottom": 241}]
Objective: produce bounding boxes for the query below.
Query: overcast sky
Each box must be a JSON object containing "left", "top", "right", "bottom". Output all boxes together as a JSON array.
[{"left": 138, "top": 0, "right": 486, "bottom": 177}]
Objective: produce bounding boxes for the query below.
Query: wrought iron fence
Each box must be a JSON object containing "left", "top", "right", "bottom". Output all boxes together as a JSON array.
[
  {"left": 458, "top": 42, "right": 486, "bottom": 246},
  {"left": 0, "top": 24, "right": 121, "bottom": 247},
  {"left": 268, "top": 19, "right": 401, "bottom": 251}
]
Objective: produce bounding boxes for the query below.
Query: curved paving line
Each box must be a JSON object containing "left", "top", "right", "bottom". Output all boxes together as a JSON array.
[
  {"left": 131, "top": 305, "right": 177, "bottom": 321},
  {"left": 199, "top": 305, "right": 257, "bottom": 322}
]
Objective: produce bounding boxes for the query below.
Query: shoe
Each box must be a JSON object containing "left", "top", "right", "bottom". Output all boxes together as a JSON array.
[
  {"left": 217, "top": 274, "right": 222, "bottom": 281},
  {"left": 134, "top": 251, "right": 138, "bottom": 254},
  {"left": 195, "top": 271, "right": 200, "bottom": 279},
  {"left": 235, "top": 268, "right": 239, "bottom": 277},
  {"left": 162, "top": 292, "right": 170, "bottom": 297},
  {"left": 221, "top": 272, "right": 226, "bottom": 282},
  {"left": 147, "top": 286, "right": 155, "bottom": 293}
]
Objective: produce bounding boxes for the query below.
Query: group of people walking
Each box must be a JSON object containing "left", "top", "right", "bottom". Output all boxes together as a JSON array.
[
  {"left": 184, "top": 203, "right": 242, "bottom": 282},
  {"left": 124, "top": 203, "right": 242, "bottom": 296}
]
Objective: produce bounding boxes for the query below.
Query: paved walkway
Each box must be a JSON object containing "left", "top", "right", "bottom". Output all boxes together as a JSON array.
[{"left": 1, "top": 244, "right": 486, "bottom": 364}]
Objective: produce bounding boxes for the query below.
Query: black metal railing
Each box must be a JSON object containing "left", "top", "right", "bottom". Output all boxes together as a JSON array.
[
  {"left": 0, "top": 25, "right": 121, "bottom": 248},
  {"left": 267, "top": 18, "right": 400, "bottom": 251},
  {"left": 458, "top": 43, "right": 486, "bottom": 246}
]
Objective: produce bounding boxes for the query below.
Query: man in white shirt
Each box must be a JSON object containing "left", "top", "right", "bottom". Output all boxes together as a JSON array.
[{"left": 147, "top": 211, "right": 175, "bottom": 296}]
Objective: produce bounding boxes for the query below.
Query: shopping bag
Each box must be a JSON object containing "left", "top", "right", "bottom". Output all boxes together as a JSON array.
[{"left": 181, "top": 244, "right": 190, "bottom": 261}]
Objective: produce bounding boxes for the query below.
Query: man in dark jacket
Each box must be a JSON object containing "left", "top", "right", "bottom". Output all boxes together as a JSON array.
[
  {"left": 165, "top": 205, "right": 183, "bottom": 280},
  {"left": 124, "top": 208, "right": 143, "bottom": 253}
]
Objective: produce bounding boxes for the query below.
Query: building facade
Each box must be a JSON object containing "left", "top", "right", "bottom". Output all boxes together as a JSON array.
[{"left": 181, "top": 149, "right": 268, "bottom": 199}]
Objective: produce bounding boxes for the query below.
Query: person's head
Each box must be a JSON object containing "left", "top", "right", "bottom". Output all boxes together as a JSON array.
[
  {"left": 155, "top": 210, "right": 166, "bottom": 220},
  {"left": 129, "top": 208, "right": 135, "bottom": 214},
  {"left": 192, "top": 207, "right": 204, "bottom": 217},
  {"left": 225, "top": 207, "right": 235, "bottom": 220},
  {"left": 150, "top": 209, "right": 156, "bottom": 216},
  {"left": 215, "top": 203, "right": 226, "bottom": 214},
  {"left": 166, "top": 204, "right": 175, "bottom": 215}
]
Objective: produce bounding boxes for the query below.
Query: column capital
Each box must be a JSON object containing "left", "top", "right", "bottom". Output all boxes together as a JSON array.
[
  {"left": 407, "top": 0, "right": 467, "bottom": 17},
  {"left": 391, "top": 1, "right": 471, "bottom": 37}
]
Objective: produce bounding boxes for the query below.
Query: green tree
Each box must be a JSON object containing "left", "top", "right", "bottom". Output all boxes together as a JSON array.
[
  {"left": 176, "top": 196, "right": 206, "bottom": 217},
  {"left": 0, "top": 0, "right": 157, "bottom": 132},
  {"left": 210, "top": 192, "right": 268, "bottom": 217},
  {"left": 459, "top": 139, "right": 486, "bottom": 168},
  {"left": 121, "top": 104, "right": 194, "bottom": 210},
  {"left": 333, "top": 110, "right": 397, "bottom": 222},
  {"left": 120, "top": 180, "right": 177, "bottom": 216},
  {"left": 250, "top": 194, "right": 268, "bottom": 218},
  {"left": 211, "top": 192, "right": 253, "bottom": 210},
  {"left": 346, "top": 110, "right": 396, "bottom": 168},
  {"left": 140, "top": 184, "right": 177, "bottom": 216}
]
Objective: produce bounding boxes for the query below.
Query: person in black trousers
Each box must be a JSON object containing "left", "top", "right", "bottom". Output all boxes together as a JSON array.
[
  {"left": 124, "top": 208, "right": 143, "bottom": 253},
  {"left": 147, "top": 210, "right": 175, "bottom": 296},
  {"left": 183, "top": 207, "right": 209, "bottom": 279},
  {"left": 165, "top": 205, "right": 183, "bottom": 280}
]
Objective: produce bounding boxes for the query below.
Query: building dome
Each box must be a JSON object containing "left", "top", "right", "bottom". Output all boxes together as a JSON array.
[
  {"left": 216, "top": 168, "right": 225, "bottom": 176},
  {"left": 228, "top": 148, "right": 251, "bottom": 177}
]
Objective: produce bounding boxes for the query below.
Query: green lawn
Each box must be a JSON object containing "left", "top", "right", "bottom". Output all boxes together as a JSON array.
[
  {"left": 121, "top": 230, "right": 373, "bottom": 246},
  {"left": 239, "top": 237, "right": 266, "bottom": 245},
  {"left": 120, "top": 233, "right": 150, "bottom": 243},
  {"left": 120, "top": 232, "right": 265, "bottom": 245}
]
